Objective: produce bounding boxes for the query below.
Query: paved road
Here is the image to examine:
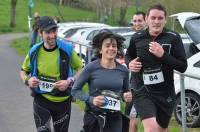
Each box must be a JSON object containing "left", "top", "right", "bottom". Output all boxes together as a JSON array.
[{"left": 0, "top": 33, "right": 83, "bottom": 132}]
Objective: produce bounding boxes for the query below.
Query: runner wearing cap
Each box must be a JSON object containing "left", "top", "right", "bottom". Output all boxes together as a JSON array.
[{"left": 20, "top": 16, "right": 83, "bottom": 132}]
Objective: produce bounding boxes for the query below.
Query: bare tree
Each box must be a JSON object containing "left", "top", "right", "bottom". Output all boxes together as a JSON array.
[
  {"left": 96, "top": 0, "right": 105, "bottom": 21},
  {"left": 119, "top": 0, "right": 128, "bottom": 25},
  {"left": 10, "top": 0, "right": 17, "bottom": 27}
]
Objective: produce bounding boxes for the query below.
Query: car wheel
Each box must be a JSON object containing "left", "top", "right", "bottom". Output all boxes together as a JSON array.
[{"left": 174, "top": 92, "right": 200, "bottom": 128}]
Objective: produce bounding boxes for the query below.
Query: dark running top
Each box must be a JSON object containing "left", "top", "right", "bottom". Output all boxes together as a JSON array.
[{"left": 125, "top": 28, "right": 187, "bottom": 93}]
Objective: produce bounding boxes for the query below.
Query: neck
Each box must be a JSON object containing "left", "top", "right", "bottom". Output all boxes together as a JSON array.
[
  {"left": 44, "top": 42, "right": 56, "bottom": 50},
  {"left": 100, "top": 58, "right": 116, "bottom": 69}
]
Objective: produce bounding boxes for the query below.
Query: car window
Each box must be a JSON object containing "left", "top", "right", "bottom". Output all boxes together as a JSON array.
[
  {"left": 194, "top": 60, "right": 200, "bottom": 68},
  {"left": 183, "top": 43, "right": 199, "bottom": 59},
  {"left": 123, "top": 35, "right": 132, "bottom": 49},
  {"left": 86, "top": 30, "right": 99, "bottom": 40},
  {"left": 110, "top": 28, "right": 132, "bottom": 33}
]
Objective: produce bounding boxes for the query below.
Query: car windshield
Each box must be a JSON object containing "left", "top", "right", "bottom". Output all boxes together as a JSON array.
[{"left": 184, "top": 16, "right": 200, "bottom": 44}]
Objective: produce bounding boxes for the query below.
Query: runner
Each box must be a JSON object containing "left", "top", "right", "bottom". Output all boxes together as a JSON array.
[
  {"left": 20, "top": 16, "right": 83, "bottom": 132},
  {"left": 125, "top": 4, "right": 187, "bottom": 132},
  {"left": 72, "top": 31, "right": 132, "bottom": 132},
  {"left": 125, "top": 11, "right": 146, "bottom": 132}
]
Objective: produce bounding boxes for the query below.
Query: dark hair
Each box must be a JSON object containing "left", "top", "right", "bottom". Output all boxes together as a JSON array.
[
  {"left": 147, "top": 4, "right": 167, "bottom": 17},
  {"left": 92, "top": 31, "right": 125, "bottom": 58},
  {"left": 134, "top": 11, "right": 146, "bottom": 20}
]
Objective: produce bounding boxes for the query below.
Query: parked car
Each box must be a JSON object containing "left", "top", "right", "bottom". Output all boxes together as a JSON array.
[
  {"left": 67, "top": 27, "right": 133, "bottom": 62},
  {"left": 170, "top": 12, "right": 200, "bottom": 127},
  {"left": 57, "top": 22, "right": 110, "bottom": 38}
]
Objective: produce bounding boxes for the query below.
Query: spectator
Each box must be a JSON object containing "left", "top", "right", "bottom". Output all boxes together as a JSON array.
[{"left": 30, "top": 12, "right": 41, "bottom": 47}]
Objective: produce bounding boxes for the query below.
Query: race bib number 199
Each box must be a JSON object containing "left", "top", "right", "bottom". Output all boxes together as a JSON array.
[{"left": 39, "top": 80, "right": 54, "bottom": 92}]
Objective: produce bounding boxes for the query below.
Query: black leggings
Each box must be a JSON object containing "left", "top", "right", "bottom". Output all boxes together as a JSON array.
[
  {"left": 83, "top": 111, "right": 122, "bottom": 132},
  {"left": 33, "top": 95, "right": 71, "bottom": 132}
]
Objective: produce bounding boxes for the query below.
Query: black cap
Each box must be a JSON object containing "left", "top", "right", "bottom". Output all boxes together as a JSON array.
[{"left": 38, "top": 16, "right": 58, "bottom": 31}]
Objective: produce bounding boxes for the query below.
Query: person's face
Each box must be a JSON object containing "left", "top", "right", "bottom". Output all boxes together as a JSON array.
[
  {"left": 132, "top": 14, "right": 146, "bottom": 31},
  {"left": 100, "top": 38, "right": 118, "bottom": 60},
  {"left": 146, "top": 9, "right": 166, "bottom": 36},
  {"left": 40, "top": 28, "right": 57, "bottom": 48}
]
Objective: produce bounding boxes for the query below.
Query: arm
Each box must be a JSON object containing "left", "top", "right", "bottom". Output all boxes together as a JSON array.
[
  {"left": 71, "top": 64, "right": 92, "bottom": 103},
  {"left": 19, "top": 54, "right": 39, "bottom": 88},
  {"left": 125, "top": 36, "right": 137, "bottom": 67},
  {"left": 125, "top": 36, "right": 142, "bottom": 72},
  {"left": 122, "top": 70, "right": 132, "bottom": 102},
  {"left": 160, "top": 35, "right": 187, "bottom": 73}
]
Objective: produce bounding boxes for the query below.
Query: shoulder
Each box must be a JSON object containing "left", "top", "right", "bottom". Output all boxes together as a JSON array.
[
  {"left": 164, "top": 28, "right": 180, "bottom": 38},
  {"left": 116, "top": 62, "right": 129, "bottom": 73},
  {"left": 56, "top": 39, "right": 73, "bottom": 50},
  {"left": 84, "top": 59, "right": 100, "bottom": 70},
  {"left": 29, "top": 42, "right": 43, "bottom": 55},
  {"left": 56, "top": 39, "right": 74, "bottom": 55},
  {"left": 131, "top": 29, "right": 147, "bottom": 40}
]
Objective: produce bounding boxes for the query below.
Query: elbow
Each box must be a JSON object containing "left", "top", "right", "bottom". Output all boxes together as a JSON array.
[{"left": 178, "top": 62, "right": 188, "bottom": 73}]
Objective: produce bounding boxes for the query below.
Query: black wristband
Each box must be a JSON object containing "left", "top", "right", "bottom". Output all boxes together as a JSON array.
[{"left": 24, "top": 76, "right": 30, "bottom": 86}]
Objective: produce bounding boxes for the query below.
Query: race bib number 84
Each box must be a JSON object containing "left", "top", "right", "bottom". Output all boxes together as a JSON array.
[{"left": 143, "top": 71, "right": 164, "bottom": 85}]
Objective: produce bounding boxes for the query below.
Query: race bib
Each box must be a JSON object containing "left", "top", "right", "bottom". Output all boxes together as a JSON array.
[
  {"left": 39, "top": 80, "right": 55, "bottom": 92},
  {"left": 38, "top": 76, "right": 56, "bottom": 92},
  {"left": 100, "top": 96, "right": 121, "bottom": 111},
  {"left": 143, "top": 69, "right": 164, "bottom": 85}
]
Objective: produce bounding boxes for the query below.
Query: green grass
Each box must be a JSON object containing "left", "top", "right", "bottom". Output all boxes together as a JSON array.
[
  {"left": 10, "top": 37, "right": 30, "bottom": 56},
  {"left": 0, "top": 0, "right": 96, "bottom": 33}
]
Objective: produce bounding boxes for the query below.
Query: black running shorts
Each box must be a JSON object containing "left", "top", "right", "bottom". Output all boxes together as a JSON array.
[{"left": 134, "top": 87, "right": 175, "bottom": 128}]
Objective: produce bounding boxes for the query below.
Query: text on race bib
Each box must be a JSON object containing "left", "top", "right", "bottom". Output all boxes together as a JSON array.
[
  {"left": 143, "top": 71, "right": 164, "bottom": 85},
  {"left": 39, "top": 80, "right": 55, "bottom": 92},
  {"left": 100, "top": 96, "right": 121, "bottom": 111}
]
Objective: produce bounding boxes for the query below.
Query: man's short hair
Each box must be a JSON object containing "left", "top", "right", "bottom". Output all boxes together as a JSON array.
[
  {"left": 147, "top": 4, "right": 167, "bottom": 17},
  {"left": 134, "top": 11, "right": 146, "bottom": 20}
]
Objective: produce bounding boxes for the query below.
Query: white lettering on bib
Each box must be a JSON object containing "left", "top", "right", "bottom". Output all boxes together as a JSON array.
[
  {"left": 100, "top": 96, "right": 121, "bottom": 111},
  {"left": 143, "top": 70, "right": 164, "bottom": 85}
]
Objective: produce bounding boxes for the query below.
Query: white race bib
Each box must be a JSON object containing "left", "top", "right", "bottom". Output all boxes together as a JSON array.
[
  {"left": 100, "top": 96, "right": 121, "bottom": 111},
  {"left": 39, "top": 80, "right": 55, "bottom": 92},
  {"left": 143, "top": 70, "right": 164, "bottom": 85}
]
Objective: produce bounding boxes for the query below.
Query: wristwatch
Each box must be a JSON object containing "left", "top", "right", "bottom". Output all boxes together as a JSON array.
[{"left": 67, "top": 77, "right": 75, "bottom": 84}]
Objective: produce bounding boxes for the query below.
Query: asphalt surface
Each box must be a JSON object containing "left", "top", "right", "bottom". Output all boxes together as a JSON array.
[{"left": 0, "top": 33, "right": 83, "bottom": 132}]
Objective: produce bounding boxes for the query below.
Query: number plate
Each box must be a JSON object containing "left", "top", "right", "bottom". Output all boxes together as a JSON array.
[
  {"left": 39, "top": 80, "right": 55, "bottom": 92},
  {"left": 143, "top": 71, "right": 164, "bottom": 85},
  {"left": 100, "top": 96, "right": 120, "bottom": 111}
]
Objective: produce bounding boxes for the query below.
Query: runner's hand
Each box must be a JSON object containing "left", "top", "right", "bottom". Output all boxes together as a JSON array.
[
  {"left": 54, "top": 80, "right": 71, "bottom": 91},
  {"left": 28, "top": 77, "right": 39, "bottom": 88},
  {"left": 93, "top": 96, "right": 105, "bottom": 107},
  {"left": 123, "top": 92, "right": 132, "bottom": 102},
  {"left": 149, "top": 41, "right": 164, "bottom": 58},
  {"left": 129, "top": 57, "right": 142, "bottom": 72}
]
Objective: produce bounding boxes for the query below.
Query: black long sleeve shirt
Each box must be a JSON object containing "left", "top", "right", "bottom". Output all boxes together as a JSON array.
[{"left": 125, "top": 28, "right": 187, "bottom": 93}]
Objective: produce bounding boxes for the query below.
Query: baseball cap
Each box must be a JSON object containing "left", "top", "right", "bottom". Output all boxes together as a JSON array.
[{"left": 38, "top": 16, "right": 58, "bottom": 31}]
